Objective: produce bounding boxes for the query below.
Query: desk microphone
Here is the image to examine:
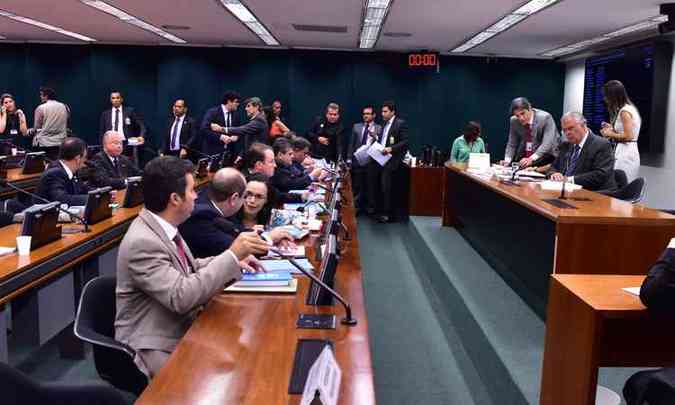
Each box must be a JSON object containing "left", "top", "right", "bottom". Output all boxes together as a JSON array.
[
  {"left": 0, "top": 179, "right": 90, "bottom": 232},
  {"left": 268, "top": 247, "right": 357, "bottom": 326},
  {"left": 559, "top": 180, "right": 567, "bottom": 200},
  {"left": 180, "top": 144, "right": 221, "bottom": 161}
]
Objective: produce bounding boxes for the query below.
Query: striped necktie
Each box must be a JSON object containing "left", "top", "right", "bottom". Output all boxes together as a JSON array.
[{"left": 565, "top": 145, "right": 581, "bottom": 176}]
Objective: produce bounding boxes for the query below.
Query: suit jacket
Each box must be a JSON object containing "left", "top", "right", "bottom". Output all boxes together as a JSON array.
[
  {"left": 115, "top": 209, "right": 242, "bottom": 359},
  {"left": 227, "top": 112, "right": 269, "bottom": 155},
  {"left": 99, "top": 106, "right": 146, "bottom": 138},
  {"left": 243, "top": 169, "right": 302, "bottom": 207},
  {"left": 34, "top": 162, "right": 90, "bottom": 206},
  {"left": 161, "top": 115, "right": 198, "bottom": 155},
  {"left": 348, "top": 122, "right": 382, "bottom": 167},
  {"left": 270, "top": 161, "right": 312, "bottom": 193},
  {"left": 85, "top": 151, "right": 142, "bottom": 190},
  {"left": 379, "top": 116, "right": 409, "bottom": 170},
  {"left": 199, "top": 105, "right": 242, "bottom": 156},
  {"left": 306, "top": 117, "right": 345, "bottom": 162},
  {"left": 640, "top": 246, "right": 675, "bottom": 316},
  {"left": 505, "top": 108, "right": 559, "bottom": 163},
  {"left": 549, "top": 131, "right": 616, "bottom": 192},
  {"left": 179, "top": 192, "right": 243, "bottom": 259}
]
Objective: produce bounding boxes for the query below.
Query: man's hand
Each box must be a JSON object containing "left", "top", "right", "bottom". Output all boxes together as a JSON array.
[
  {"left": 229, "top": 135, "right": 238, "bottom": 142},
  {"left": 382, "top": 147, "right": 392, "bottom": 155},
  {"left": 518, "top": 157, "right": 533, "bottom": 168},
  {"left": 211, "top": 123, "right": 224, "bottom": 133},
  {"left": 240, "top": 255, "right": 265, "bottom": 273},
  {"left": 318, "top": 136, "right": 330, "bottom": 145},
  {"left": 550, "top": 172, "right": 566, "bottom": 182},
  {"left": 309, "top": 167, "right": 323, "bottom": 179},
  {"left": 179, "top": 148, "right": 187, "bottom": 159},
  {"left": 269, "top": 228, "right": 295, "bottom": 245},
  {"left": 498, "top": 160, "right": 510, "bottom": 167},
  {"left": 301, "top": 191, "right": 310, "bottom": 201},
  {"left": 229, "top": 231, "right": 269, "bottom": 260},
  {"left": 220, "top": 134, "right": 232, "bottom": 144}
]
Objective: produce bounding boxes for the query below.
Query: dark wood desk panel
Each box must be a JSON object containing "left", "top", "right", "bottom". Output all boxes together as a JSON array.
[
  {"left": 443, "top": 163, "right": 675, "bottom": 316},
  {"left": 541, "top": 274, "right": 675, "bottom": 405},
  {"left": 0, "top": 168, "right": 42, "bottom": 198},
  {"left": 137, "top": 178, "right": 376, "bottom": 405},
  {"left": 409, "top": 167, "right": 444, "bottom": 216}
]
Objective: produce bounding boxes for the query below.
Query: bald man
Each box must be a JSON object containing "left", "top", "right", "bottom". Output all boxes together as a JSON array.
[{"left": 86, "top": 130, "right": 142, "bottom": 190}]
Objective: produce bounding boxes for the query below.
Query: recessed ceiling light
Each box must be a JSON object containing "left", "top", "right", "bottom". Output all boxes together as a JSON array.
[
  {"left": 0, "top": 8, "right": 96, "bottom": 42},
  {"left": 218, "top": 0, "right": 279, "bottom": 46}
]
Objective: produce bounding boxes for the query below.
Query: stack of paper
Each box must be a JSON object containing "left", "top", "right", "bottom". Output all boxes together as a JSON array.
[
  {"left": 260, "top": 259, "right": 314, "bottom": 274},
  {"left": 367, "top": 142, "right": 391, "bottom": 166},
  {"left": 234, "top": 271, "right": 292, "bottom": 287}
]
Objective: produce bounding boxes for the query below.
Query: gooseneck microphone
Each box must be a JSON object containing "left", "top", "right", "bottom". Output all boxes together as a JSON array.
[
  {"left": 269, "top": 247, "right": 357, "bottom": 326},
  {"left": 0, "top": 179, "right": 90, "bottom": 232}
]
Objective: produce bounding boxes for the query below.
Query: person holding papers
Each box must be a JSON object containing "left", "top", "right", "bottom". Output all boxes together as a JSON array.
[
  {"left": 270, "top": 138, "right": 320, "bottom": 193},
  {"left": 348, "top": 106, "right": 382, "bottom": 212},
  {"left": 367, "top": 101, "right": 409, "bottom": 223},
  {"left": 115, "top": 157, "right": 269, "bottom": 379},
  {"left": 502, "top": 97, "right": 559, "bottom": 169},
  {"left": 450, "top": 121, "right": 485, "bottom": 164},
  {"left": 548, "top": 112, "right": 616, "bottom": 192}
]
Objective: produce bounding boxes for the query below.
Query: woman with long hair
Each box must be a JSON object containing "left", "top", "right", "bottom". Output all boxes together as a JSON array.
[
  {"left": 600, "top": 80, "right": 641, "bottom": 182},
  {"left": 0, "top": 93, "right": 29, "bottom": 146}
]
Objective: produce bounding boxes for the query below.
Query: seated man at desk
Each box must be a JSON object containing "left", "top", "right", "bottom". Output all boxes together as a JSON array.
[
  {"left": 241, "top": 142, "right": 306, "bottom": 206},
  {"left": 271, "top": 137, "right": 317, "bottom": 193},
  {"left": 34, "top": 137, "right": 90, "bottom": 206},
  {"left": 548, "top": 112, "right": 616, "bottom": 192},
  {"left": 115, "top": 156, "right": 269, "bottom": 379},
  {"left": 180, "top": 167, "right": 293, "bottom": 258},
  {"left": 86, "top": 131, "right": 142, "bottom": 190}
]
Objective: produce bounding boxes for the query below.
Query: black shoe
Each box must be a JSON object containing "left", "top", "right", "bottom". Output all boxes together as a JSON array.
[{"left": 376, "top": 215, "right": 390, "bottom": 224}]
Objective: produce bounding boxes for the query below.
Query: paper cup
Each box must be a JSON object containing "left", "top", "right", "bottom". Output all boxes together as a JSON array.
[
  {"left": 16, "top": 236, "right": 31, "bottom": 256},
  {"left": 11, "top": 148, "right": 17, "bottom": 156}
]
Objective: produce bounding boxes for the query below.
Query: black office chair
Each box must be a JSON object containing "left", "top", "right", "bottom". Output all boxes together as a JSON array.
[
  {"left": 0, "top": 361, "right": 131, "bottom": 405},
  {"left": 608, "top": 177, "right": 646, "bottom": 204},
  {"left": 74, "top": 276, "right": 148, "bottom": 396},
  {"left": 624, "top": 367, "right": 675, "bottom": 405},
  {"left": 614, "top": 169, "right": 628, "bottom": 189}
]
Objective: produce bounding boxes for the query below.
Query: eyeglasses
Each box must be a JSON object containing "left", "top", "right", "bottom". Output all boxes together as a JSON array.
[{"left": 244, "top": 191, "right": 267, "bottom": 201}]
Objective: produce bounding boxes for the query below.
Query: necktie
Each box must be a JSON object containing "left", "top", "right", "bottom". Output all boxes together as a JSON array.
[
  {"left": 524, "top": 123, "right": 534, "bottom": 158},
  {"left": 361, "top": 124, "right": 369, "bottom": 145},
  {"left": 173, "top": 234, "right": 192, "bottom": 273},
  {"left": 114, "top": 108, "right": 120, "bottom": 132},
  {"left": 112, "top": 157, "right": 120, "bottom": 176},
  {"left": 565, "top": 145, "right": 581, "bottom": 176},
  {"left": 170, "top": 118, "right": 180, "bottom": 151},
  {"left": 225, "top": 112, "right": 230, "bottom": 128}
]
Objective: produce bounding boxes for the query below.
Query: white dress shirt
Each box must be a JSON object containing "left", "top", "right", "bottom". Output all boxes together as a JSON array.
[
  {"left": 111, "top": 106, "right": 125, "bottom": 138},
  {"left": 381, "top": 115, "right": 396, "bottom": 145},
  {"left": 59, "top": 160, "right": 74, "bottom": 180}
]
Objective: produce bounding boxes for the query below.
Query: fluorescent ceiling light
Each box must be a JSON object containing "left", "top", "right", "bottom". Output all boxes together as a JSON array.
[
  {"left": 0, "top": 8, "right": 96, "bottom": 42},
  {"left": 451, "top": 0, "right": 560, "bottom": 53},
  {"left": 541, "top": 15, "right": 667, "bottom": 57},
  {"left": 218, "top": 0, "right": 279, "bottom": 46},
  {"left": 358, "top": 0, "right": 394, "bottom": 49},
  {"left": 80, "top": 0, "right": 186, "bottom": 44}
]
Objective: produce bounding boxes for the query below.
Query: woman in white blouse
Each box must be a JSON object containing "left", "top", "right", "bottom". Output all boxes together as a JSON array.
[{"left": 600, "top": 80, "right": 641, "bottom": 182}]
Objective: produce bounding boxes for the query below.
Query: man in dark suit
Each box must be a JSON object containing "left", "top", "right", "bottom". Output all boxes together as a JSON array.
[
  {"left": 367, "top": 101, "right": 409, "bottom": 223},
  {"left": 99, "top": 91, "right": 146, "bottom": 142},
  {"left": 503, "top": 97, "right": 560, "bottom": 168},
  {"left": 270, "top": 138, "right": 316, "bottom": 193},
  {"left": 548, "top": 112, "right": 616, "bottom": 192},
  {"left": 241, "top": 142, "right": 304, "bottom": 206},
  {"left": 306, "top": 102, "right": 344, "bottom": 162},
  {"left": 348, "top": 106, "right": 382, "bottom": 212},
  {"left": 35, "top": 137, "right": 90, "bottom": 206},
  {"left": 199, "top": 90, "right": 241, "bottom": 157},
  {"left": 222, "top": 97, "right": 268, "bottom": 156},
  {"left": 162, "top": 99, "right": 198, "bottom": 159},
  {"left": 639, "top": 238, "right": 675, "bottom": 315},
  {"left": 86, "top": 131, "right": 142, "bottom": 190}
]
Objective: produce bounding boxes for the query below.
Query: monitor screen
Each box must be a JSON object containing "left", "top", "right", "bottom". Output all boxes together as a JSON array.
[{"left": 307, "top": 234, "right": 338, "bottom": 306}]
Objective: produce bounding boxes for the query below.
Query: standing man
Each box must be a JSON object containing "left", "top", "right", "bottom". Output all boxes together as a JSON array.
[
  {"left": 200, "top": 90, "right": 241, "bottom": 157},
  {"left": 503, "top": 97, "right": 559, "bottom": 168},
  {"left": 31, "top": 87, "right": 70, "bottom": 160},
  {"left": 348, "top": 106, "right": 381, "bottom": 212},
  {"left": 99, "top": 90, "right": 146, "bottom": 143},
  {"left": 367, "top": 101, "right": 409, "bottom": 223},
  {"left": 272, "top": 99, "right": 288, "bottom": 126},
  {"left": 221, "top": 97, "right": 268, "bottom": 156},
  {"left": 306, "top": 102, "right": 345, "bottom": 162},
  {"left": 86, "top": 131, "right": 142, "bottom": 190},
  {"left": 162, "top": 99, "right": 198, "bottom": 160}
]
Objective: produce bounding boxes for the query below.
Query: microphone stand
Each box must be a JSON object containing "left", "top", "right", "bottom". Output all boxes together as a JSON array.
[
  {"left": 269, "top": 247, "right": 357, "bottom": 326},
  {"left": 0, "top": 179, "right": 90, "bottom": 232},
  {"left": 559, "top": 179, "right": 567, "bottom": 200}
]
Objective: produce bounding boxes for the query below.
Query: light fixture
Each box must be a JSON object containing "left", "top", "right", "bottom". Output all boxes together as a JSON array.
[
  {"left": 218, "top": 0, "right": 279, "bottom": 46},
  {"left": 541, "top": 15, "right": 668, "bottom": 57},
  {"left": 0, "top": 8, "right": 96, "bottom": 42},
  {"left": 80, "top": 0, "right": 187, "bottom": 44},
  {"left": 358, "top": 0, "right": 394, "bottom": 49},
  {"left": 450, "top": 0, "right": 560, "bottom": 53}
]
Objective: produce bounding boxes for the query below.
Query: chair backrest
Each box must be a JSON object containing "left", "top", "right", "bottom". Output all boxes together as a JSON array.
[
  {"left": 611, "top": 177, "right": 646, "bottom": 204},
  {"left": 74, "top": 276, "right": 147, "bottom": 396},
  {"left": 614, "top": 169, "right": 628, "bottom": 189}
]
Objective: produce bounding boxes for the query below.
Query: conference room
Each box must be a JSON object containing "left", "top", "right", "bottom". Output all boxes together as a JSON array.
[{"left": 1, "top": 0, "right": 675, "bottom": 404}]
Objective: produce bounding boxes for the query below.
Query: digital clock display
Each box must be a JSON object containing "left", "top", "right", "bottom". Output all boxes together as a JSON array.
[{"left": 406, "top": 52, "right": 439, "bottom": 72}]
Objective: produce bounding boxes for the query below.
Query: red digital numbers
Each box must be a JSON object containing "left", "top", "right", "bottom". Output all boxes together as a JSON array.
[{"left": 408, "top": 53, "right": 437, "bottom": 67}]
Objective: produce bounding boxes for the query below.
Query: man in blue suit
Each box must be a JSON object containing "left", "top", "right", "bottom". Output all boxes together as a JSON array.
[{"left": 199, "top": 90, "right": 241, "bottom": 157}]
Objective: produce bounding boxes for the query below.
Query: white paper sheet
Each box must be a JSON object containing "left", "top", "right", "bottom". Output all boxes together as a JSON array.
[
  {"left": 367, "top": 142, "right": 392, "bottom": 167},
  {"left": 354, "top": 143, "right": 372, "bottom": 165},
  {"left": 622, "top": 287, "right": 641, "bottom": 296}
]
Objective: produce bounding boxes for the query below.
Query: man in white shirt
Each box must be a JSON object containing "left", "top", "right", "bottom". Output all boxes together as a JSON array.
[{"left": 99, "top": 91, "right": 146, "bottom": 143}]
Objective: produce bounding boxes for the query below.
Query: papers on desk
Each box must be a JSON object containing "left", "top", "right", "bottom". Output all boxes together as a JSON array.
[
  {"left": 224, "top": 278, "right": 298, "bottom": 294},
  {"left": 539, "top": 180, "right": 583, "bottom": 192},
  {"left": 236, "top": 271, "right": 292, "bottom": 287},
  {"left": 268, "top": 245, "right": 306, "bottom": 257},
  {"left": 0, "top": 247, "right": 16, "bottom": 257},
  {"left": 367, "top": 142, "right": 391, "bottom": 167},
  {"left": 518, "top": 170, "right": 547, "bottom": 179},
  {"left": 468, "top": 153, "right": 490, "bottom": 173},
  {"left": 261, "top": 258, "right": 314, "bottom": 274},
  {"left": 622, "top": 287, "right": 641, "bottom": 297},
  {"left": 354, "top": 143, "right": 372, "bottom": 166},
  {"left": 300, "top": 345, "right": 342, "bottom": 405}
]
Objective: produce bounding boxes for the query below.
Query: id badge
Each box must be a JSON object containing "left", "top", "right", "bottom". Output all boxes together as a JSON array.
[
  {"left": 125, "top": 117, "right": 131, "bottom": 125},
  {"left": 525, "top": 142, "right": 533, "bottom": 152},
  {"left": 10, "top": 129, "right": 18, "bottom": 135},
  {"left": 669, "top": 238, "right": 675, "bottom": 249}
]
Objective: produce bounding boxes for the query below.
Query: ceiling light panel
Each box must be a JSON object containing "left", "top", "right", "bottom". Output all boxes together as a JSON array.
[
  {"left": 80, "top": 0, "right": 186, "bottom": 43},
  {"left": 0, "top": 8, "right": 96, "bottom": 42},
  {"left": 358, "top": 0, "right": 394, "bottom": 49},
  {"left": 218, "top": 0, "right": 279, "bottom": 46},
  {"left": 451, "top": 0, "right": 560, "bottom": 53}
]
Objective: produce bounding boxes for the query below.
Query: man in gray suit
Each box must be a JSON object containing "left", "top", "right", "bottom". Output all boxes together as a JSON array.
[
  {"left": 549, "top": 112, "right": 616, "bottom": 192},
  {"left": 347, "top": 106, "right": 382, "bottom": 212},
  {"left": 503, "top": 97, "right": 559, "bottom": 168},
  {"left": 115, "top": 156, "right": 269, "bottom": 378}
]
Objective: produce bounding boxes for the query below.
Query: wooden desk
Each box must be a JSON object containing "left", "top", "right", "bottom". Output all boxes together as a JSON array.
[
  {"left": 541, "top": 274, "right": 675, "bottom": 405},
  {"left": 137, "top": 179, "right": 376, "bottom": 405},
  {"left": 443, "top": 163, "right": 675, "bottom": 316},
  {"left": 0, "top": 168, "right": 42, "bottom": 198},
  {"left": 409, "top": 166, "right": 444, "bottom": 216}
]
